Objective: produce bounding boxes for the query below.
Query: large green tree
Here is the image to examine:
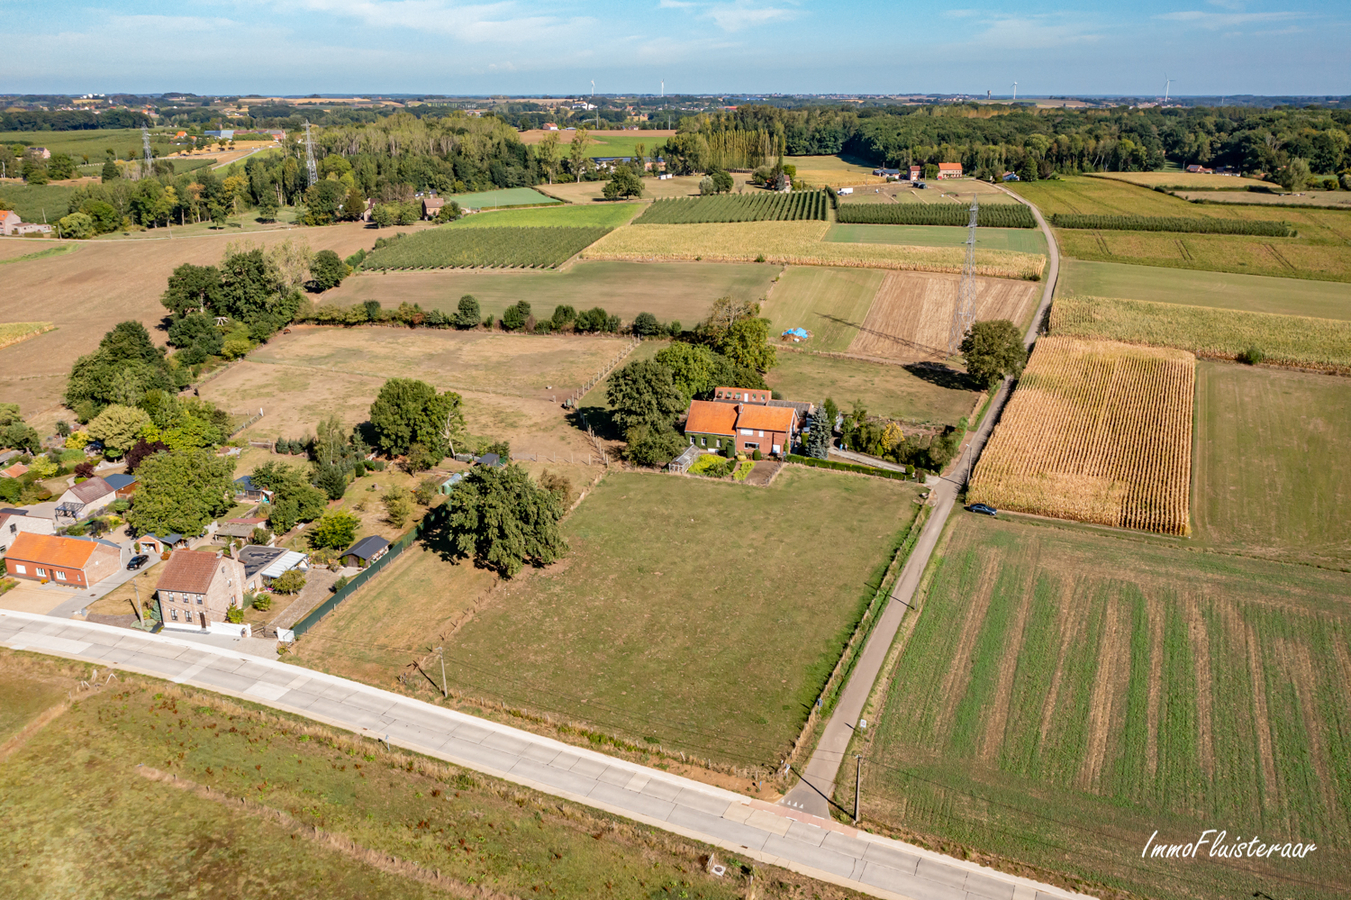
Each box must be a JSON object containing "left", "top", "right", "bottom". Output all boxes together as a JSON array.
[
  {"left": 605, "top": 359, "right": 686, "bottom": 434},
  {"left": 717, "top": 317, "right": 777, "bottom": 373},
  {"left": 167, "top": 312, "right": 224, "bottom": 365},
  {"left": 445, "top": 464, "right": 567, "bottom": 576},
  {"left": 308, "top": 509, "right": 360, "bottom": 550},
  {"left": 960, "top": 319, "right": 1027, "bottom": 389},
  {"left": 249, "top": 461, "right": 328, "bottom": 534},
  {"left": 87, "top": 404, "right": 152, "bottom": 456},
  {"left": 602, "top": 166, "right": 644, "bottom": 200},
  {"left": 127, "top": 450, "right": 233, "bottom": 538},
  {"left": 369, "top": 378, "right": 464, "bottom": 459},
  {"left": 161, "top": 264, "right": 223, "bottom": 317},
  {"left": 65, "top": 322, "right": 180, "bottom": 417},
  {"left": 309, "top": 250, "right": 348, "bottom": 292}
]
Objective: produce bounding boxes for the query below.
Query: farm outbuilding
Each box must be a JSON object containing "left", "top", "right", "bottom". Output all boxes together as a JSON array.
[{"left": 341, "top": 536, "right": 391, "bottom": 568}]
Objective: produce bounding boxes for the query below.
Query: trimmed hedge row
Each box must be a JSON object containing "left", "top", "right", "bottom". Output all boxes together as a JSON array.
[
  {"left": 786, "top": 453, "right": 924, "bottom": 481},
  {"left": 1048, "top": 213, "right": 1294, "bottom": 236},
  {"left": 837, "top": 202, "right": 1036, "bottom": 228}
]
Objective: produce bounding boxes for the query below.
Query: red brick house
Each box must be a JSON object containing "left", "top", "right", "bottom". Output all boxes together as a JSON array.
[
  {"left": 4, "top": 533, "right": 123, "bottom": 587},
  {"left": 683, "top": 394, "right": 799, "bottom": 457}
]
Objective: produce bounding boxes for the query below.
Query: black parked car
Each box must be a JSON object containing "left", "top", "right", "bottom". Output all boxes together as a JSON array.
[
  {"left": 126, "top": 554, "right": 149, "bottom": 571},
  {"left": 967, "top": 503, "right": 997, "bottom": 517}
]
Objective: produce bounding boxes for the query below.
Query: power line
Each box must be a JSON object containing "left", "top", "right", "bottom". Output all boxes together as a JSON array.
[{"left": 946, "top": 196, "right": 979, "bottom": 356}]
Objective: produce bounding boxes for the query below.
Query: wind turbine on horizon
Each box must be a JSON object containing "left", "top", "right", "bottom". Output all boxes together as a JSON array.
[
  {"left": 1163, "top": 74, "right": 1174, "bottom": 103},
  {"left": 1011, "top": 82, "right": 1018, "bottom": 101}
]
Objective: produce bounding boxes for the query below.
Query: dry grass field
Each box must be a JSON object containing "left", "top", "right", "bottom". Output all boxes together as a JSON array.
[
  {"left": 762, "top": 266, "right": 885, "bottom": 352},
  {"left": 1051, "top": 294, "right": 1351, "bottom": 373},
  {"left": 970, "top": 336, "right": 1195, "bottom": 534},
  {"left": 536, "top": 173, "right": 752, "bottom": 203},
  {"left": 765, "top": 352, "right": 981, "bottom": 426},
  {"left": 0, "top": 223, "right": 415, "bottom": 427},
  {"left": 198, "top": 327, "right": 625, "bottom": 457},
  {"left": 1192, "top": 361, "right": 1351, "bottom": 568},
  {"left": 838, "top": 179, "right": 1022, "bottom": 205},
  {"left": 1058, "top": 259, "right": 1351, "bottom": 320},
  {"left": 1088, "top": 171, "right": 1270, "bottom": 190},
  {"left": 853, "top": 515, "right": 1351, "bottom": 900},
  {"left": 785, "top": 155, "right": 889, "bottom": 187},
  {"left": 848, "top": 272, "right": 1039, "bottom": 361},
  {"left": 581, "top": 221, "right": 1046, "bottom": 280},
  {"left": 325, "top": 260, "right": 778, "bottom": 325}
]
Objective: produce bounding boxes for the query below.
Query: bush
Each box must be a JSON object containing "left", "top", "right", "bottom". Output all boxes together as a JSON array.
[
  {"left": 225, "top": 606, "right": 245, "bottom": 624},
  {"left": 331, "top": 575, "right": 351, "bottom": 593},
  {"left": 752, "top": 449, "right": 763, "bottom": 461},
  {"left": 271, "top": 569, "right": 306, "bottom": 594},
  {"left": 250, "top": 593, "right": 273, "bottom": 612},
  {"left": 1237, "top": 346, "right": 1266, "bottom": 365},
  {"left": 414, "top": 476, "right": 440, "bottom": 506}
]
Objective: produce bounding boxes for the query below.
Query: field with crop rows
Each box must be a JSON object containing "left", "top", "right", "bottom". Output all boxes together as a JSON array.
[
  {"left": 0, "top": 321, "right": 55, "bottom": 351},
  {"left": 853, "top": 515, "right": 1351, "bottom": 900},
  {"left": 837, "top": 203, "right": 1035, "bottom": 228},
  {"left": 1051, "top": 294, "right": 1351, "bottom": 373},
  {"left": 970, "top": 336, "right": 1195, "bottom": 534},
  {"left": 848, "top": 272, "right": 1038, "bottom": 361},
  {"left": 360, "top": 226, "right": 609, "bottom": 269},
  {"left": 1176, "top": 189, "right": 1351, "bottom": 209},
  {"left": 1049, "top": 213, "right": 1294, "bottom": 236},
  {"left": 582, "top": 222, "right": 1046, "bottom": 280},
  {"left": 826, "top": 223, "right": 1048, "bottom": 255},
  {"left": 634, "top": 191, "right": 828, "bottom": 224}
]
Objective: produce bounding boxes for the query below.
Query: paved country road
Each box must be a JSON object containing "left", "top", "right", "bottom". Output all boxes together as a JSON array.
[
  {"left": 782, "top": 188, "right": 1060, "bottom": 819},
  {"left": 1, "top": 611, "right": 1090, "bottom": 900}
]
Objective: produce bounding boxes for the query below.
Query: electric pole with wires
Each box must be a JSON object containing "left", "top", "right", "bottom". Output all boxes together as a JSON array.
[{"left": 304, "top": 122, "right": 319, "bottom": 187}]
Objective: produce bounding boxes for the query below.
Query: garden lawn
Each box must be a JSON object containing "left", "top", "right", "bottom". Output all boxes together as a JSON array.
[
  {"left": 0, "top": 651, "right": 782, "bottom": 900},
  {"left": 764, "top": 266, "right": 885, "bottom": 352},
  {"left": 440, "top": 467, "right": 922, "bottom": 764},
  {"left": 826, "top": 223, "right": 1048, "bottom": 255},
  {"left": 766, "top": 351, "right": 981, "bottom": 426},
  {"left": 1191, "top": 361, "right": 1351, "bottom": 568},
  {"left": 850, "top": 514, "right": 1351, "bottom": 900},
  {"left": 448, "top": 187, "right": 560, "bottom": 208},
  {"left": 1058, "top": 259, "right": 1351, "bottom": 320}
]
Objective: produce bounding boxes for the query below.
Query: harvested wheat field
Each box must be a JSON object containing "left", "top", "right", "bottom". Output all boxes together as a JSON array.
[
  {"left": 970, "top": 336, "right": 1195, "bottom": 534},
  {"left": 847, "top": 272, "right": 1038, "bottom": 361}
]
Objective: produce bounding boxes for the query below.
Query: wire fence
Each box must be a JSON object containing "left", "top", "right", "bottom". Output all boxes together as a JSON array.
[
  {"left": 290, "top": 504, "right": 449, "bottom": 639},
  {"left": 565, "top": 337, "right": 641, "bottom": 407}
]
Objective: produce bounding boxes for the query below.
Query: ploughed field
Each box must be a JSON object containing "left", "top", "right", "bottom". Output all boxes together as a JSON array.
[{"left": 970, "top": 336, "right": 1195, "bottom": 535}]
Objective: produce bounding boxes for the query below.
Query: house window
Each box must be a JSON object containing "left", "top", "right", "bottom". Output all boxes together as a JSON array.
[
  {"left": 14, "top": 564, "right": 26, "bottom": 574},
  {"left": 700, "top": 437, "right": 707, "bottom": 447},
  {"left": 170, "top": 609, "right": 178, "bottom": 621},
  {"left": 196, "top": 595, "right": 203, "bottom": 605},
  {"left": 739, "top": 428, "right": 753, "bottom": 436},
  {"left": 36, "top": 568, "right": 45, "bottom": 578},
  {"left": 54, "top": 571, "right": 65, "bottom": 581}
]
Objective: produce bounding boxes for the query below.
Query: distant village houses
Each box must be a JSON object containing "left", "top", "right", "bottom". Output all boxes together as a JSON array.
[{"left": 0, "top": 210, "right": 53, "bottom": 236}]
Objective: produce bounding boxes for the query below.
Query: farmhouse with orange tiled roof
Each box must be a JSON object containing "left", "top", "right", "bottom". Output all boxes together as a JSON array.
[
  {"left": 936, "top": 162, "right": 963, "bottom": 179},
  {"left": 3, "top": 533, "right": 122, "bottom": 587},
  {"left": 683, "top": 387, "right": 801, "bottom": 457}
]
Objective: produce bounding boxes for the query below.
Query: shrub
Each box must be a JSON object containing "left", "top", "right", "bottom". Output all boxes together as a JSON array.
[
  {"left": 752, "top": 449, "right": 763, "bottom": 461},
  {"left": 250, "top": 593, "right": 273, "bottom": 612},
  {"left": 225, "top": 606, "right": 245, "bottom": 624},
  {"left": 1237, "top": 346, "right": 1266, "bottom": 365},
  {"left": 271, "top": 569, "right": 306, "bottom": 594},
  {"left": 331, "top": 575, "right": 351, "bottom": 593}
]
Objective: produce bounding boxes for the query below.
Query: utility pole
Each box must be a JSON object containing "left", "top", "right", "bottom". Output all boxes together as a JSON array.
[
  {"left": 853, "top": 755, "right": 863, "bottom": 825},
  {"left": 436, "top": 646, "right": 448, "bottom": 698},
  {"left": 132, "top": 577, "right": 144, "bottom": 626},
  {"left": 304, "top": 122, "right": 319, "bottom": 187}
]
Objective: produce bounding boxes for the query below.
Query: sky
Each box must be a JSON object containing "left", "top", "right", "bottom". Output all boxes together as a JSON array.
[{"left": 4, "top": 0, "right": 1348, "bottom": 97}]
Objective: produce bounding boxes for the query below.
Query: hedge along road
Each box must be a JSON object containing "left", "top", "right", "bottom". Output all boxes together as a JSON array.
[
  {"left": 780, "top": 185, "right": 1060, "bottom": 819},
  {"left": 0, "top": 611, "right": 1091, "bottom": 900}
]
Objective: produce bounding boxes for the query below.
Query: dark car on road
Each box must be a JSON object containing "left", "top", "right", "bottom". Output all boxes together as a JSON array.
[
  {"left": 126, "top": 554, "right": 149, "bottom": 571},
  {"left": 967, "top": 503, "right": 997, "bottom": 517}
]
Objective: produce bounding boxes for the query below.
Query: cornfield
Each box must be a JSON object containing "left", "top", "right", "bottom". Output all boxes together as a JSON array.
[
  {"left": 1050, "top": 294, "right": 1351, "bottom": 374},
  {"left": 837, "top": 203, "right": 1036, "bottom": 228},
  {"left": 634, "top": 191, "right": 828, "bottom": 224},
  {"left": 360, "top": 226, "right": 611, "bottom": 270},
  {"left": 1049, "top": 214, "right": 1294, "bottom": 237},
  {"left": 969, "top": 336, "right": 1195, "bottom": 535},
  {"left": 581, "top": 222, "right": 1046, "bottom": 280}
]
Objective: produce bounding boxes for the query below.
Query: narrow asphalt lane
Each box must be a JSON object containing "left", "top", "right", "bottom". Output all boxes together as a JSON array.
[
  {"left": 781, "top": 188, "right": 1060, "bottom": 818},
  {"left": 0, "top": 611, "right": 1091, "bottom": 900}
]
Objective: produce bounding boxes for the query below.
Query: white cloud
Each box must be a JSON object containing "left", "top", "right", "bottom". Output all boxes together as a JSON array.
[
  {"left": 658, "top": 0, "right": 698, "bottom": 8},
  {"left": 1155, "top": 9, "right": 1302, "bottom": 28},
  {"left": 705, "top": 2, "right": 798, "bottom": 32}
]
